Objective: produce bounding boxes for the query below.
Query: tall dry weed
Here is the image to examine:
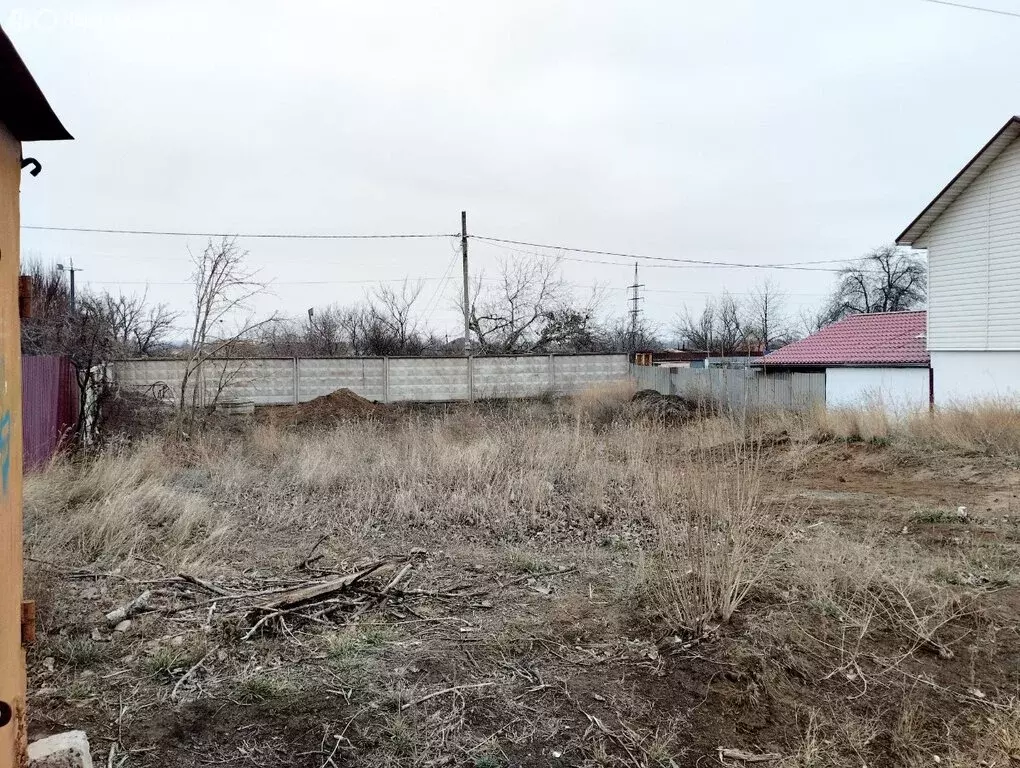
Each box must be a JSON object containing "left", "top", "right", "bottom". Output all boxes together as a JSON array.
[
  {"left": 570, "top": 381, "right": 637, "bottom": 427},
  {"left": 773, "top": 399, "right": 1020, "bottom": 456},
  {"left": 903, "top": 400, "right": 1020, "bottom": 455},
  {"left": 650, "top": 423, "right": 784, "bottom": 635}
]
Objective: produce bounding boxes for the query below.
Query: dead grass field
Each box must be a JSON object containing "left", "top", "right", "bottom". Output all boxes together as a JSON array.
[{"left": 20, "top": 390, "right": 1020, "bottom": 767}]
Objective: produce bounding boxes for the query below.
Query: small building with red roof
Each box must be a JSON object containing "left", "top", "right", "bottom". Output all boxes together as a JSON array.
[{"left": 756, "top": 311, "right": 931, "bottom": 409}]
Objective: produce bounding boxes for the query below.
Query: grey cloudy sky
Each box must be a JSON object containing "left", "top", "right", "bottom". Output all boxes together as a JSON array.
[{"left": 6, "top": 0, "right": 1018, "bottom": 341}]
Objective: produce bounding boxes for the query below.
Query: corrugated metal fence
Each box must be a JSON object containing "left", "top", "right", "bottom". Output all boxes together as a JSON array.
[
  {"left": 631, "top": 365, "right": 825, "bottom": 410},
  {"left": 22, "top": 356, "right": 78, "bottom": 469}
]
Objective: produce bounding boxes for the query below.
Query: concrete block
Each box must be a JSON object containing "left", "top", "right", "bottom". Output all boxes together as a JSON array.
[{"left": 28, "top": 731, "right": 93, "bottom": 768}]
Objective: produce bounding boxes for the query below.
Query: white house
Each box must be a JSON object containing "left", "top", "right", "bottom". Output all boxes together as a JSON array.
[{"left": 897, "top": 116, "right": 1020, "bottom": 403}]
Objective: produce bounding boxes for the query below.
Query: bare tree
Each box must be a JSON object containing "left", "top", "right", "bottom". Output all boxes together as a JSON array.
[
  {"left": 20, "top": 259, "right": 72, "bottom": 356},
  {"left": 746, "top": 279, "right": 794, "bottom": 352},
  {"left": 824, "top": 245, "right": 926, "bottom": 322},
  {"left": 798, "top": 306, "right": 831, "bottom": 337},
  {"left": 100, "top": 290, "right": 179, "bottom": 356},
  {"left": 19, "top": 262, "right": 178, "bottom": 443},
  {"left": 306, "top": 304, "right": 349, "bottom": 356},
  {"left": 368, "top": 279, "right": 425, "bottom": 354},
  {"left": 65, "top": 295, "right": 116, "bottom": 443},
  {"left": 255, "top": 317, "right": 307, "bottom": 357},
  {"left": 674, "top": 292, "right": 763, "bottom": 356},
  {"left": 674, "top": 299, "right": 717, "bottom": 353},
  {"left": 465, "top": 256, "right": 599, "bottom": 353},
  {"left": 337, "top": 305, "right": 369, "bottom": 355},
  {"left": 178, "top": 238, "right": 275, "bottom": 427},
  {"left": 716, "top": 293, "right": 745, "bottom": 355},
  {"left": 601, "top": 315, "right": 665, "bottom": 352}
]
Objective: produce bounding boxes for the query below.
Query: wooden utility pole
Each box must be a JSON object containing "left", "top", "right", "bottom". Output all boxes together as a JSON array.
[{"left": 461, "top": 211, "right": 470, "bottom": 355}]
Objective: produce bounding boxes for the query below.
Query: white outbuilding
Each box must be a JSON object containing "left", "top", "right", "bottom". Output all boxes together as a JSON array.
[{"left": 757, "top": 311, "right": 931, "bottom": 411}]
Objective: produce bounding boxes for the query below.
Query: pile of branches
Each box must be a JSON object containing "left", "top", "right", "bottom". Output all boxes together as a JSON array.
[{"left": 103, "top": 553, "right": 484, "bottom": 639}]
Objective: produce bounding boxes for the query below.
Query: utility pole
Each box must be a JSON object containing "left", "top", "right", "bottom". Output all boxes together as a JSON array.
[
  {"left": 56, "top": 258, "right": 81, "bottom": 314},
  {"left": 461, "top": 210, "right": 470, "bottom": 355},
  {"left": 627, "top": 261, "right": 644, "bottom": 353}
]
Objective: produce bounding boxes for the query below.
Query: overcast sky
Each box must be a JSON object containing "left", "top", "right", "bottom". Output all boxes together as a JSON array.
[{"left": 6, "top": 0, "right": 1019, "bottom": 342}]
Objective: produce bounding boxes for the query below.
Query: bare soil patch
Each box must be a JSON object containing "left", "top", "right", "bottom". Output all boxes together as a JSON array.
[{"left": 260, "top": 388, "right": 392, "bottom": 426}]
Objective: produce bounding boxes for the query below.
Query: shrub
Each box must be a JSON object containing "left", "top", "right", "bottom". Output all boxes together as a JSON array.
[{"left": 650, "top": 425, "right": 784, "bottom": 635}]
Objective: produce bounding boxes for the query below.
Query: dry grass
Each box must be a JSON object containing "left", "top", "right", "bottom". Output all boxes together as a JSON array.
[
  {"left": 25, "top": 409, "right": 677, "bottom": 569},
  {"left": 24, "top": 441, "right": 229, "bottom": 565},
  {"left": 569, "top": 379, "right": 638, "bottom": 426},
  {"left": 20, "top": 394, "right": 1020, "bottom": 766},
  {"left": 775, "top": 399, "right": 1020, "bottom": 456}
]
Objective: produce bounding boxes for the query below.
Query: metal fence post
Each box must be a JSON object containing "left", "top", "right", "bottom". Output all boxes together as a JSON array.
[
  {"left": 467, "top": 356, "right": 474, "bottom": 403},
  {"left": 292, "top": 358, "right": 299, "bottom": 405},
  {"left": 548, "top": 354, "right": 555, "bottom": 394},
  {"left": 383, "top": 357, "right": 390, "bottom": 404}
]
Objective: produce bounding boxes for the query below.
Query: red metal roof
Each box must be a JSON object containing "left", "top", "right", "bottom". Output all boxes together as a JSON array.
[{"left": 758, "top": 311, "right": 928, "bottom": 367}]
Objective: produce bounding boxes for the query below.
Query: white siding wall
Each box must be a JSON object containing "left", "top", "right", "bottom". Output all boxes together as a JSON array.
[
  {"left": 931, "top": 351, "right": 1020, "bottom": 403},
  {"left": 825, "top": 367, "right": 930, "bottom": 411},
  {"left": 919, "top": 136, "right": 1020, "bottom": 351}
]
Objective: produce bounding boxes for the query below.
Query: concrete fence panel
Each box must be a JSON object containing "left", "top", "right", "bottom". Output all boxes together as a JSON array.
[
  {"left": 297, "top": 358, "right": 386, "bottom": 402},
  {"left": 552, "top": 354, "right": 630, "bottom": 394},
  {"left": 112, "top": 354, "right": 633, "bottom": 406},
  {"left": 387, "top": 357, "right": 470, "bottom": 402},
  {"left": 473, "top": 356, "right": 551, "bottom": 399}
]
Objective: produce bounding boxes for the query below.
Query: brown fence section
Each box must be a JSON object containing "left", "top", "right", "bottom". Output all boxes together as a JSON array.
[{"left": 21, "top": 356, "right": 78, "bottom": 470}]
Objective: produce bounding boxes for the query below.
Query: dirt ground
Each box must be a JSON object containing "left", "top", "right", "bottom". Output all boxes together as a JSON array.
[{"left": 19, "top": 399, "right": 1020, "bottom": 767}]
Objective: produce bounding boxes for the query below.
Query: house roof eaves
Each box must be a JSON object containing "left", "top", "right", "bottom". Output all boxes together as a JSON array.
[
  {"left": 896, "top": 116, "right": 1020, "bottom": 246},
  {"left": 0, "top": 25, "right": 72, "bottom": 141}
]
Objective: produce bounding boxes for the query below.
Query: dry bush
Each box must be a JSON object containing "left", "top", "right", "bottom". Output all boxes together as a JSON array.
[
  {"left": 967, "top": 699, "right": 1020, "bottom": 765},
  {"left": 786, "top": 524, "right": 980, "bottom": 679},
  {"left": 649, "top": 425, "right": 784, "bottom": 635},
  {"left": 570, "top": 380, "right": 637, "bottom": 426}
]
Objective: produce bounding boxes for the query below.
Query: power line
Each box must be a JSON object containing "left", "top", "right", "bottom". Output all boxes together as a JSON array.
[
  {"left": 918, "top": 0, "right": 1020, "bottom": 18},
  {"left": 421, "top": 246, "right": 462, "bottom": 327},
  {"left": 23, "top": 225, "right": 457, "bottom": 240},
  {"left": 472, "top": 235, "right": 845, "bottom": 272},
  {"left": 471, "top": 237, "right": 851, "bottom": 273},
  {"left": 84, "top": 275, "right": 455, "bottom": 287}
]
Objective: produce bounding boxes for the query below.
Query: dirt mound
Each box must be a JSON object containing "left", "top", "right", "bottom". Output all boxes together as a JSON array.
[
  {"left": 631, "top": 388, "right": 702, "bottom": 423},
  {"left": 261, "top": 388, "right": 391, "bottom": 425}
]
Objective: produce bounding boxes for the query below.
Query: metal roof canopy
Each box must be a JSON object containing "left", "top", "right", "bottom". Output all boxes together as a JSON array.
[
  {"left": 897, "top": 116, "right": 1020, "bottom": 246},
  {"left": 0, "top": 25, "right": 71, "bottom": 141}
]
